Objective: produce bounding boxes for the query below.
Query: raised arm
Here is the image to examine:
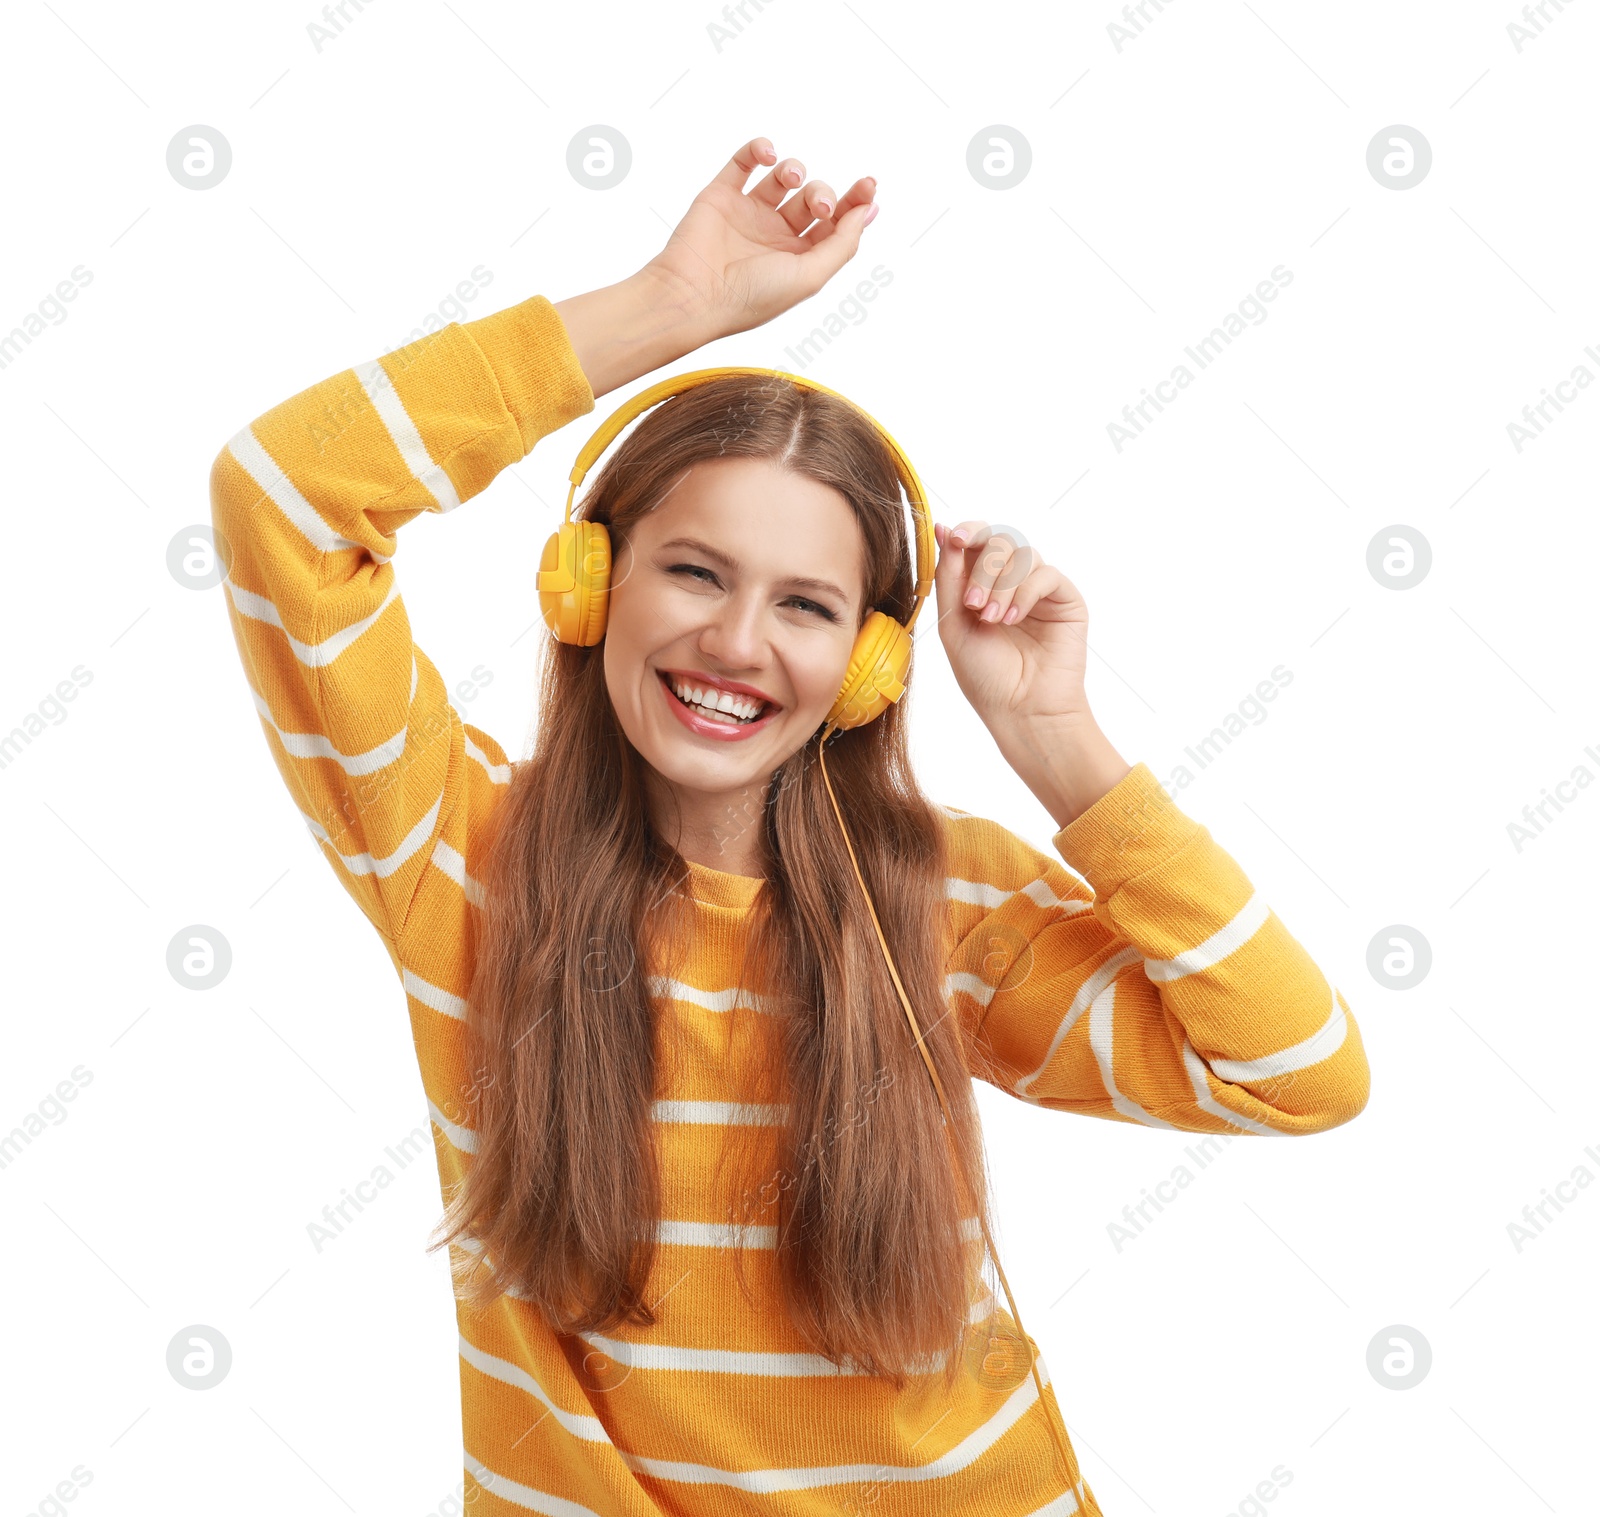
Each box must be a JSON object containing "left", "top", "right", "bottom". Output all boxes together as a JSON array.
[
  {"left": 209, "top": 137, "right": 881, "bottom": 950},
  {"left": 208, "top": 294, "right": 598, "bottom": 948},
  {"left": 942, "top": 765, "right": 1371, "bottom": 1135}
]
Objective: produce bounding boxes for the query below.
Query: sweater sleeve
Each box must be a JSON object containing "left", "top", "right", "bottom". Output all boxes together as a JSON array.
[
  {"left": 940, "top": 762, "right": 1371, "bottom": 1135},
  {"left": 208, "top": 294, "right": 595, "bottom": 949}
]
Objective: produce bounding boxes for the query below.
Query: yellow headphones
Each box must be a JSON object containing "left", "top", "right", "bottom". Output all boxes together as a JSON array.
[
  {"left": 536, "top": 365, "right": 936, "bottom": 738},
  {"left": 537, "top": 365, "right": 1092, "bottom": 1507}
]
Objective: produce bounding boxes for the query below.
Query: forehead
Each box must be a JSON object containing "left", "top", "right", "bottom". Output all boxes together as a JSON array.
[{"left": 640, "top": 456, "right": 866, "bottom": 596}]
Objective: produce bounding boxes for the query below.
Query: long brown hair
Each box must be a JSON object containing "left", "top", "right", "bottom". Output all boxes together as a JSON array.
[{"left": 430, "top": 375, "right": 1000, "bottom": 1392}]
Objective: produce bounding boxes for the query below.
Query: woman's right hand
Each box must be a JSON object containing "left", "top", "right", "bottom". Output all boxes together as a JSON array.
[{"left": 643, "top": 136, "right": 879, "bottom": 342}]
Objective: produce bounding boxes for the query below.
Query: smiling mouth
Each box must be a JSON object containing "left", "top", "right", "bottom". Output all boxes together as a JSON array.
[{"left": 657, "top": 670, "right": 775, "bottom": 726}]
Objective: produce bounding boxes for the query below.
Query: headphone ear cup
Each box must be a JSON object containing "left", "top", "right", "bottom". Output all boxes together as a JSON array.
[
  {"left": 538, "top": 521, "right": 612, "bottom": 646},
  {"left": 826, "top": 611, "right": 912, "bottom": 731}
]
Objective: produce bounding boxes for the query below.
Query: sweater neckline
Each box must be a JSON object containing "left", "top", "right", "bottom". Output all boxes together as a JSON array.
[{"left": 682, "top": 857, "right": 765, "bottom": 910}]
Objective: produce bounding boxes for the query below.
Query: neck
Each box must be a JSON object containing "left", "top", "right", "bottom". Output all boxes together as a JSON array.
[{"left": 646, "top": 771, "right": 769, "bottom": 879}]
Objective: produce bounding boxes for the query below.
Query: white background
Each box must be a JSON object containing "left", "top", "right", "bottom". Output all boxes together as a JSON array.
[{"left": 2, "top": 1, "right": 1596, "bottom": 1513}]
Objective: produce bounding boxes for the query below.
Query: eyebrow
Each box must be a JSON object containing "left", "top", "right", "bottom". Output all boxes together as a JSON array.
[{"left": 655, "top": 536, "right": 852, "bottom": 604}]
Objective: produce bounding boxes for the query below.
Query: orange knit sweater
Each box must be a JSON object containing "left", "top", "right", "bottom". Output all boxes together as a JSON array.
[{"left": 209, "top": 292, "right": 1370, "bottom": 1517}]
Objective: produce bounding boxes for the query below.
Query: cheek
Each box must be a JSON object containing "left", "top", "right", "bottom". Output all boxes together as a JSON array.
[{"left": 794, "top": 634, "right": 855, "bottom": 713}]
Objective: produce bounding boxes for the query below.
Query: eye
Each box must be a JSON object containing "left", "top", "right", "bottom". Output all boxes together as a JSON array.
[
  {"left": 784, "top": 595, "right": 840, "bottom": 623},
  {"left": 667, "top": 563, "right": 840, "bottom": 623}
]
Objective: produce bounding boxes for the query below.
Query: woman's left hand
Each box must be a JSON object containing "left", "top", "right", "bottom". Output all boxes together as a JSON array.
[
  {"left": 931, "top": 520, "right": 1133, "bottom": 828},
  {"left": 933, "top": 520, "right": 1090, "bottom": 728}
]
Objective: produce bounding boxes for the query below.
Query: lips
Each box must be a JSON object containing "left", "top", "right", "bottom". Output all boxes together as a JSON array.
[
  {"left": 656, "top": 669, "right": 783, "bottom": 742},
  {"left": 657, "top": 667, "right": 778, "bottom": 709}
]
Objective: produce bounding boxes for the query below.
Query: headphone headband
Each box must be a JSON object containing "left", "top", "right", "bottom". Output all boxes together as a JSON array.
[{"left": 563, "top": 366, "right": 937, "bottom": 634}]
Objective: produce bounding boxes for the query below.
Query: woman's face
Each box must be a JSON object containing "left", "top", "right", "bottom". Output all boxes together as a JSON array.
[{"left": 602, "top": 454, "right": 867, "bottom": 806}]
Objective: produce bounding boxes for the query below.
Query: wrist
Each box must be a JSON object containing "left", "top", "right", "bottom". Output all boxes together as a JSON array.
[
  {"left": 990, "top": 710, "right": 1132, "bottom": 831},
  {"left": 553, "top": 268, "right": 716, "bottom": 401}
]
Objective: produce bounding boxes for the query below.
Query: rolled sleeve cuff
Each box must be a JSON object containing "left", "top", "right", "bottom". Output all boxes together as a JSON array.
[{"left": 1051, "top": 761, "right": 1202, "bottom": 900}]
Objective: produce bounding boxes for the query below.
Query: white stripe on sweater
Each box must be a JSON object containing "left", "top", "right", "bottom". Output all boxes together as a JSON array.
[
  {"left": 429, "top": 1099, "right": 476, "bottom": 1153},
  {"left": 650, "top": 1100, "right": 789, "bottom": 1125},
  {"left": 402, "top": 967, "right": 468, "bottom": 1020},
  {"left": 457, "top": 1342, "right": 612, "bottom": 1443},
  {"left": 354, "top": 357, "right": 462, "bottom": 512},
  {"left": 1085, "top": 979, "right": 1180, "bottom": 1129},
  {"left": 304, "top": 789, "right": 443, "bottom": 880},
  {"left": 945, "top": 875, "right": 1092, "bottom": 915},
  {"left": 463, "top": 730, "right": 510, "bottom": 782},
  {"left": 225, "top": 573, "right": 403, "bottom": 670},
  {"left": 1180, "top": 1040, "right": 1285, "bottom": 1136},
  {"left": 1011, "top": 944, "right": 1143, "bottom": 1099},
  {"left": 1207, "top": 985, "right": 1348, "bottom": 1082},
  {"left": 611, "top": 1351, "right": 1054, "bottom": 1492},
  {"left": 656, "top": 1219, "right": 778, "bottom": 1249},
  {"left": 225, "top": 425, "right": 366, "bottom": 555},
  {"left": 430, "top": 838, "right": 484, "bottom": 908},
  {"left": 647, "top": 976, "right": 769, "bottom": 1014},
  {"left": 463, "top": 1322, "right": 1058, "bottom": 1494},
  {"left": 1143, "top": 890, "right": 1272, "bottom": 983},
  {"left": 462, "top": 1450, "right": 610, "bottom": 1516},
  {"left": 574, "top": 1330, "right": 921, "bottom": 1378},
  {"left": 251, "top": 684, "right": 408, "bottom": 775}
]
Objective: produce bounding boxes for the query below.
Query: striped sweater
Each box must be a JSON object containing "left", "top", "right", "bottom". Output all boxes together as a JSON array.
[{"left": 209, "top": 291, "right": 1371, "bottom": 1517}]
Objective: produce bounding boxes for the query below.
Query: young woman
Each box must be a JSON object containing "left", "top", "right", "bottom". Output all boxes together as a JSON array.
[{"left": 211, "top": 136, "right": 1370, "bottom": 1517}]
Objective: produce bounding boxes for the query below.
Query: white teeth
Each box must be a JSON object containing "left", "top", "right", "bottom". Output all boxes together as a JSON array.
[{"left": 668, "top": 677, "right": 766, "bottom": 723}]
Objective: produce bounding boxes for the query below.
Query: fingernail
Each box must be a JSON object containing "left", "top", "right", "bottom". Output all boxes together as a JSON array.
[
  {"left": 1003, "top": 606, "right": 1020, "bottom": 625},
  {"left": 982, "top": 602, "right": 1002, "bottom": 622},
  {"left": 818, "top": 198, "right": 834, "bottom": 215},
  {"left": 950, "top": 529, "right": 967, "bottom": 546},
  {"left": 863, "top": 202, "right": 880, "bottom": 226},
  {"left": 966, "top": 587, "right": 986, "bottom": 609}
]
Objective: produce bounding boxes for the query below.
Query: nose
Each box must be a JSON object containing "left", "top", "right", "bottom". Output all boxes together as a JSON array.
[{"left": 693, "top": 589, "right": 768, "bottom": 674}]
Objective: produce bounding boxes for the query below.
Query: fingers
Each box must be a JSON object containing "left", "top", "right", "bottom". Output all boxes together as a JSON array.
[
  {"left": 779, "top": 178, "right": 837, "bottom": 234},
  {"left": 790, "top": 192, "right": 879, "bottom": 290},
  {"left": 801, "top": 176, "right": 878, "bottom": 246},
  {"left": 749, "top": 155, "right": 808, "bottom": 208},
  {"left": 935, "top": 521, "right": 1040, "bottom": 622},
  {"left": 714, "top": 137, "right": 778, "bottom": 192}
]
